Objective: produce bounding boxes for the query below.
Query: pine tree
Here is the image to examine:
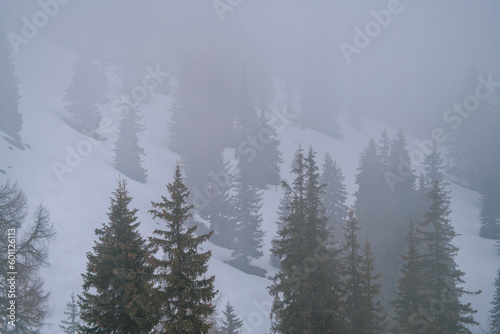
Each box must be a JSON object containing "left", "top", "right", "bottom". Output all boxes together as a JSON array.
[
  {"left": 64, "top": 53, "right": 107, "bottom": 134},
  {"left": 490, "top": 267, "right": 500, "bottom": 334},
  {"left": 319, "top": 152, "right": 348, "bottom": 233},
  {"left": 422, "top": 143, "right": 445, "bottom": 191},
  {"left": 113, "top": 102, "right": 148, "bottom": 183},
  {"left": 270, "top": 146, "right": 343, "bottom": 333},
  {"left": 149, "top": 164, "right": 216, "bottom": 333},
  {"left": 378, "top": 129, "right": 391, "bottom": 170},
  {"left": 199, "top": 156, "right": 235, "bottom": 250},
  {"left": 416, "top": 179, "right": 479, "bottom": 333},
  {"left": 256, "top": 110, "right": 283, "bottom": 186},
  {"left": 340, "top": 209, "right": 367, "bottom": 333},
  {"left": 361, "top": 240, "right": 387, "bottom": 333},
  {"left": 392, "top": 220, "right": 424, "bottom": 334},
  {"left": 0, "top": 25, "right": 22, "bottom": 142},
  {"left": 221, "top": 302, "right": 243, "bottom": 334},
  {"left": 231, "top": 175, "right": 265, "bottom": 266},
  {"left": 479, "top": 191, "right": 500, "bottom": 240},
  {"left": 60, "top": 293, "right": 80, "bottom": 334},
  {"left": 233, "top": 70, "right": 282, "bottom": 188},
  {"left": 79, "top": 178, "right": 157, "bottom": 333}
]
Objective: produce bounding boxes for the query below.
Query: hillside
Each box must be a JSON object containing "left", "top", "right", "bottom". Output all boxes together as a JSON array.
[{"left": 1, "top": 36, "right": 498, "bottom": 334}]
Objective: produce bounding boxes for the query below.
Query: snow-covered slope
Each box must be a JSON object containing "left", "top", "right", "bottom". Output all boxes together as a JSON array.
[{"left": 1, "top": 36, "right": 498, "bottom": 334}]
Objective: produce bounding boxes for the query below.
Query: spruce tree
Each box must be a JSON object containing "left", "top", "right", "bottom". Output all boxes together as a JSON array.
[
  {"left": 149, "top": 164, "right": 216, "bottom": 333},
  {"left": 319, "top": 152, "right": 348, "bottom": 233},
  {"left": 270, "top": 146, "right": 343, "bottom": 333},
  {"left": 79, "top": 179, "right": 157, "bottom": 333},
  {"left": 340, "top": 209, "right": 367, "bottom": 333},
  {"left": 361, "top": 240, "right": 387, "bottom": 333},
  {"left": 233, "top": 70, "right": 283, "bottom": 188},
  {"left": 378, "top": 129, "right": 391, "bottom": 170},
  {"left": 221, "top": 302, "right": 243, "bottom": 334},
  {"left": 256, "top": 110, "right": 283, "bottom": 186},
  {"left": 490, "top": 267, "right": 500, "bottom": 334},
  {"left": 231, "top": 175, "right": 265, "bottom": 266},
  {"left": 113, "top": 102, "right": 148, "bottom": 183},
  {"left": 479, "top": 191, "right": 500, "bottom": 240},
  {"left": 64, "top": 53, "right": 107, "bottom": 134},
  {"left": 60, "top": 293, "right": 80, "bottom": 334},
  {"left": 392, "top": 221, "right": 424, "bottom": 334},
  {"left": 416, "top": 179, "right": 479, "bottom": 333},
  {"left": 0, "top": 25, "right": 22, "bottom": 142}
]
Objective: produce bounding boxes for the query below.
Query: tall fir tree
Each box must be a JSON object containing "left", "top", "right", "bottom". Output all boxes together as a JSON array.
[
  {"left": 113, "top": 102, "right": 148, "bottom": 183},
  {"left": 270, "top": 146, "right": 343, "bottom": 333},
  {"left": 0, "top": 25, "right": 22, "bottom": 142},
  {"left": 361, "top": 240, "right": 387, "bottom": 333},
  {"left": 231, "top": 173, "right": 265, "bottom": 266},
  {"left": 60, "top": 293, "right": 80, "bottom": 334},
  {"left": 479, "top": 191, "right": 500, "bottom": 240},
  {"left": 319, "top": 152, "right": 348, "bottom": 233},
  {"left": 149, "top": 164, "right": 216, "bottom": 333},
  {"left": 233, "top": 69, "right": 282, "bottom": 188},
  {"left": 416, "top": 178, "right": 479, "bottom": 333},
  {"left": 490, "top": 267, "right": 500, "bottom": 334},
  {"left": 340, "top": 209, "right": 369, "bottom": 333},
  {"left": 79, "top": 179, "right": 158, "bottom": 333},
  {"left": 391, "top": 220, "right": 424, "bottom": 334},
  {"left": 64, "top": 53, "right": 107, "bottom": 134},
  {"left": 378, "top": 129, "right": 391, "bottom": 170},
  {"left": 221, "top": 302, "right": 243, "bottom": 334}
]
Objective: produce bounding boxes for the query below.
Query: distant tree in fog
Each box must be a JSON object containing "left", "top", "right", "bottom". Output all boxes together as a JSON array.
[{"left": 0, "top": 26, "right": 22, "bottom": 142}]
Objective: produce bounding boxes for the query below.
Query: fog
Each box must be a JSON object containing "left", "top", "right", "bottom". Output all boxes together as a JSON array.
[
  {"left": 3, "top": 1, "right": 500, "bottom": 135},
  {"left": 1, "top": 1, "right": 500, "bottom": 333}
]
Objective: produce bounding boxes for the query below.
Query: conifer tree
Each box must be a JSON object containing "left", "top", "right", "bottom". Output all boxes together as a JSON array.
[
  {"left": 233, "top": 71, "right": 282, "bottom": 188},
  {"left": 416, "top": 178, "right": 479, "bottom": 333},
  {"left": 231, "top": 175, "right": 265, "bottom": 266},
  {"left": 0, "top": 25, "right": 22, "bottom": 142},
  {"left": 354, "top": 138, "right": 389, "bottom": 230},
  {"left": 270, "top": 146, "right": 343, "bottom": 333},
  {"left": 361, "top": 240, "right": 387, "bottom": 333},
  {"left": 113, "top": 102, "right": 148, "bottom": 183},
  {"left": 79, "top": 179, "right": 157, "bottom": 333},
  {"left": 149, "top": 164, "right": 216, "bottom": 333},
  {"left": 378, "top": 129, "right": 391, "bottom": 170},
  {"left": 64, "top": 53, "right": 107, "bottom": 134},
  {"left": 340, "top": 209, "right": 367, "bottom": 333},
  {"left": 392, "top": 221, "right": 424, "bottom": 334},
  {"left": 490, "top": 267, "right": 500, "bottom": 334},
  {"left": 319, "top": 152, "right": 348, "bottom": 233},
  {"left": 221, "top": 302, "right": 243, "bottom": 334},
  {"left": 60, "top": 292, "right": 80, "bottom": 334},
  {"left": 256, "top": 110, "right": 283, "bottom": 186},
  {"left": 479, "top": 191, "right": 500, "bottom": 240}
]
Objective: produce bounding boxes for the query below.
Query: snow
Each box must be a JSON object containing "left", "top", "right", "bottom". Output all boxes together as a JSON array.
[{"left": 1, "top": 35, "right": 498, "bottom": 334}]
